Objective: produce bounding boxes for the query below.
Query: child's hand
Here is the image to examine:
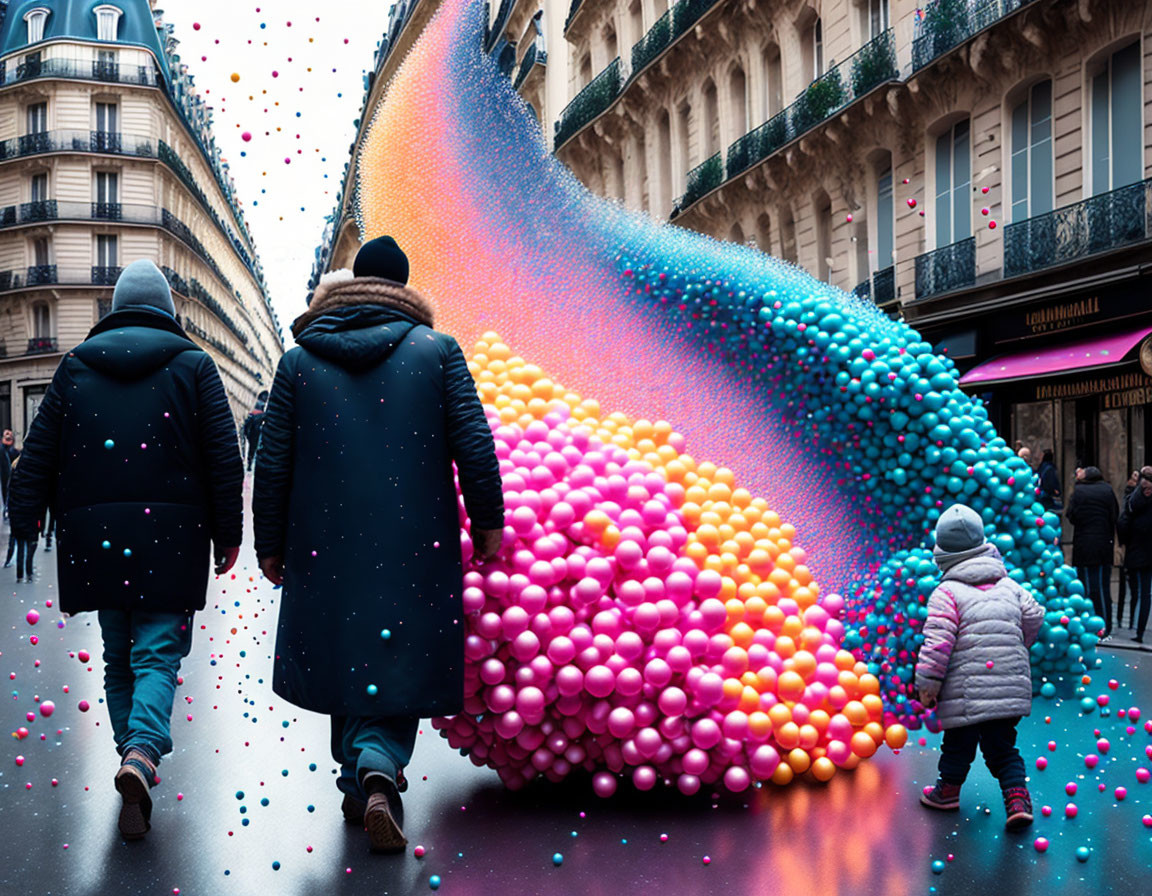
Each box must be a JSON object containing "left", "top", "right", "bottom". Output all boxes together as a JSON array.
[{"left": 917, "top": 689, "right": 938, "bottom": 710}]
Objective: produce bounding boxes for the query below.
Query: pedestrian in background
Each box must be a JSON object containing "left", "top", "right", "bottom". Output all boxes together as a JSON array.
[
  {"left": 1119, "top": 467, "right": 1152, "bottom": 644},
  {"left": 1, "top": 429, "right": 19, "bottom": 518},
  {"left": 242, "top": 390, "right": 269, "bottom": 472},
  {"left": 9, "top": 260, "right": 243, "bottom": 841},
  {"left": 1117, "top": 470, "right": 1139, "bottom": 630},
  {"left": 916, "top": 504, "right": 1044, "bottom": 830},
  {"left": 1036, "top": 449, "right": 1062, "bottom": 512},
  {"left": 254, "top": 236, "right": 504, "bottom": 854},
  {"left": 1066, "top": 466, "right": 1118, "bottom": 640}
]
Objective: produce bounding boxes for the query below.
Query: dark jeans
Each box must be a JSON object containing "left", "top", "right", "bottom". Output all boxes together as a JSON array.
[
  {"left": 938, "top": 716, "right": 1026, "bottom": 788},
  {"left": 1130, "top": 568, "right": 1152, "bottom": 640},
  {"left": 1078, "top": 565, "right": 1112, "bottom": 635},
  {"left": 1117, "top": 566, "right": 1137, "bottom": 627},
  {"left": 331, "top": 715, "right": 419, "bottom": 801},
  {"left": 15, "top": 538, "right": 36, "bottom": 578},
  {"left": 98, "top": 611, "right": 194, "bottom": 767}
]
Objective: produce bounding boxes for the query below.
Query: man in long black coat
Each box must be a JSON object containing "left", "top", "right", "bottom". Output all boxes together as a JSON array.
[
  {"left": 9, "top": 259, "right": 243, "bottom": 840},
  {"left": 1121, "top": 467, "right": 1152, "bottom": 644},
  {"left": 1066, "top": 466, "right": 1119, "bottom": 639},
  {"left": 253, "top": 236, "right": 504, "bottom": 853},
  {"left": 241, "top": 390, "right": 269, "bottom": 471}
]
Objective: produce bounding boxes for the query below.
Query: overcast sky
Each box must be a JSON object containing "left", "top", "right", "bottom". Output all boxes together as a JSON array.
[{"left": 160, "top": 1, "right": 391, "bottom": 343}]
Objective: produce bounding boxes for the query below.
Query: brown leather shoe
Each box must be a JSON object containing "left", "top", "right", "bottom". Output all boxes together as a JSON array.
[
  {"left": 341, "top": 793, "right": 366, "bottom": 826},
  {"left": 364, "top": 789, "right": 406, "bottom": 853},
  {"left": 114, "top": 755, "right": 154, "bottom": 840}
]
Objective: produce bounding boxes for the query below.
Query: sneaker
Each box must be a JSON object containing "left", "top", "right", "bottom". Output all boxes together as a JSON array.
[
  {"left": 114, "top": 752, "right": 156, "bottom": 840},
  {"left": 363, "top": 778, "right": 406, "bottom": 854},
  {"left": 341, "top": 793, "right": 366, "bottom": 826},
  {"left": 1003, "top": 786, "right": 1033, "bottom": 830},
  {"left": 1099, "top": 634, "right": 1114, "bottom": 644},
  {"left": 920, "top": 780, "right": 962, "bottom": 810}
]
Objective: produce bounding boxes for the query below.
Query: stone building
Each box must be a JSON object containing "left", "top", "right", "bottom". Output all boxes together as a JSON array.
[
  {"left": 0, "top": 0, "right": 283, "bottom": 438},
  {"left": 318, "top": 0, "right": 1152, "bottom": 503}
]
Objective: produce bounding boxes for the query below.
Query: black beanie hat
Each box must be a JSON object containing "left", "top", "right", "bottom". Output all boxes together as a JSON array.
[{"left": 353, "top": 235, "right": 410, "bottom": 285}]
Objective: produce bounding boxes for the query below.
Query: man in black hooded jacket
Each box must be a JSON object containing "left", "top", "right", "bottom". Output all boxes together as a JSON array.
[
  {"left": 10, "top": 259, "right": 243, "bottom": 841},
  {"left": 1066, "top": 466, "right": 1118, "bottom": 639}
]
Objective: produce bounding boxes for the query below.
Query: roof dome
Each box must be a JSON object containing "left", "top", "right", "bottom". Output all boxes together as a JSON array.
[{"left": 0, "top": 1, "right": 168, "bottom": 82}]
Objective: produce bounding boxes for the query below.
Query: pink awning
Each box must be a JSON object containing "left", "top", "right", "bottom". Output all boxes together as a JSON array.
[{"left": 959, "top": 325, "right": 1152, "bottom": 387}]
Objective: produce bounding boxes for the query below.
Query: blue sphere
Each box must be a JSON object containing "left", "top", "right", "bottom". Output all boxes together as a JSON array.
[
  {"left": 552, "top": 853, "right": 563, "bottom": 866},
  {"left": 104, "top": 439, "right": 115, "bottom": 450}
]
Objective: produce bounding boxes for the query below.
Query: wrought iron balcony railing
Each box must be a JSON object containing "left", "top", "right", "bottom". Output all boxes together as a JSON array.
[
  {"left": 486, "top": 0, "right": 515, "bottom": 52},
  {"left": 564, "top": 0, "right": 584, "bottom": 33},
  {"left": 678, "top": 153, "right": 723, "bottom": 211},
  {"left": 630, "top": 0, "right": 723, "bottom": 78},
  {"left": 554, "top": 57, "right": 621, "bottom": 149},
  {"left": 0, "top": 55, "right": 158, "bottom": 88},
  {"left": 915, "top": 237, "right": 975, "bottom": 299},
  {"left": 1003, "top": 177, "right": 1152, "bottom": 278},
  {"left": 725, "top": 29, "right": 898, "bottom": 181},
  {"left": 91, "top": 266, "right": 122, "bottom": 286},
  {"left": 912, "top": 0, "right": 1037, "bottom": 71},
  {"left": 26, "top": 264, "right": 57, "bottom": 286},
  {"left": 513, "top": 38, "right": 547, "bottom": 90},
  {"left": 26, "top": 337, "right": 58, "bottom": 355},
  {"left": 852, "top": 265, "right": 898, "bottom": 311},
  {"left": 0, "top": 129, "right": 155, "bottom": 162},
  {"left": 20, "top": 200, "right": 56, "bottom": 222}
]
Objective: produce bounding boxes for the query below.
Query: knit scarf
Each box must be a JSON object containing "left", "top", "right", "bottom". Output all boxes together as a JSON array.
[{"left": 933, "top": 541, "right": 1001, "bottom": 574}]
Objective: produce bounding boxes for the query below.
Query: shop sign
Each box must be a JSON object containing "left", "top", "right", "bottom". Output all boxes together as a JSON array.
[
  {"left": 995, "top": 280, "right": 1148, "bottom": 343},
  {"left": 1034, "top": 370, "right": 1152, "bottom": 409}
]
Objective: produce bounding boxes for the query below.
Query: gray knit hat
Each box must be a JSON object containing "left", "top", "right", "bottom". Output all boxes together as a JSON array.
[
  {"left": 935, "top": 504, "right": 986, "bottom": 552},
  {"left": 112, "top": 259, "right": 175, "bottom": 316}
]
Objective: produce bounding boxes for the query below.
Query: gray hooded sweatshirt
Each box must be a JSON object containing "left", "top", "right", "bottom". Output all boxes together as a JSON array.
[{"left": 914, "top": 546, "right": 1044, "bottom": 729}]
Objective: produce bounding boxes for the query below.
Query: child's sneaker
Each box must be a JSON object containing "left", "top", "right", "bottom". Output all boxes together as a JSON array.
[
  {"left": 920, "top": 780, "right": 962, "bottom": 810},
  {"left": 1003, "top": 786, "right": 1033, "bottom": 830}
]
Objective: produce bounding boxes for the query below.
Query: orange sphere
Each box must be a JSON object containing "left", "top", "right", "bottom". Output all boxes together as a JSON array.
[
  {"left": 810, "top": 756, "right": 836, "bottom": 782},
  {"left": 884, "top": 724, "right": 908, "bottom": 750},
  {"left": 787, "top": 748, "right": 812, "bottom": 774},
  {"left": 851, "top": 730, "right": 878, "bottom": 758},
  {"left": 771, "top": 763, "right": 795, "bottom": 785},
  {"left": 777, "top": 670, "right": 805, "bottom": 702},
  {"left": 843, "top": 701, "right": 868, "bottom": 728},
  {"left": 775, "top": 721, "right": 801, "bottom": 750}
]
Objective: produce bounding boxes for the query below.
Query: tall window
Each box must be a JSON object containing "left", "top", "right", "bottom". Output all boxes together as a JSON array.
[
  {"left": 95, "top": 102, "right": 118, "bottom": 133},
  {"left": 579, "top": 53, "right": 592, "bottom": 89},
  {"left": 96, "top": 234, "right": 118, "bottom": 269},
  {"left": 813, "top": 19, "right": 824, "bottom": 79},
  {"left": 1010, "top": 80, "right": 1053, "bottom": 222},
  {"left": 867, "top": 0, "right": 889, "bottom": 39},
  {"left": 815, "top": 190, "right": 832, "bottom": 281},
  {"left": 95, "top": 171, "right": 119, "bottom": 211},
  {"left": 94, "top": 6, "right": 123, "bottom": 42},
  {"left": 756, "top": 213, "right": 772, "bottom": 252},
  {"left": 934, "top": 119, "right": 971, "bottom": 247},
  {"left": 677, "top": 101, "right": 692, "bottom": 183},
  {"left": 876, "top": 164, "right": 894, "bottom": 269},
  {"left": 702, "top": 80, "right": 719, "bottom": 157},
  {"left": 763, "top": 44, "right": 783, "bottom": 118},
  {"left": 605, "top": 25, "right": 618, "bottom": 63},
  {"left": 729, "top": 66, "right": 748, "bottom": 139},
  {"left": 32, "top": 302, "right": 52, "bottom": 338},
  {"left": 24, "top": 8, "right": 49, "bottom": 45},
  {"left": 30, "top": 173, "right": 48, "bottom": 203},
  {"left": 1090, "top": 42, "right": 1142, "bottom": 194},
  {"left": 628, "top": 0, "right": 644, "bottom": 50},
  {"left": 32, "top": 237, "right": 50, "bottom": 267},
  {"left": 26, "top": 102, "right": 47, "bottom": 134},
  {"left": 657, "top": 109, "right": 672, "bottom": 214}
]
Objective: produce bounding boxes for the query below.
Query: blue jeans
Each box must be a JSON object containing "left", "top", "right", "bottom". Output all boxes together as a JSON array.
[
  {"left": 98, "top": 611, "right": 194, "bottom": 768},
  {"left": 1078, "top": 565, "right": 1113, "bottom": 635},
  {"left": 330, "top": 715, "right": 419, "bottom": 800},
  {"left": 938, "top": 716, "right": 1026, "bottom": 788}
]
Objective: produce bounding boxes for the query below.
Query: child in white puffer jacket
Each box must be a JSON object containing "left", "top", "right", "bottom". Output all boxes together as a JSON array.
[{"left": 915, "top": 503, "right": 1044, "bottom": 831}]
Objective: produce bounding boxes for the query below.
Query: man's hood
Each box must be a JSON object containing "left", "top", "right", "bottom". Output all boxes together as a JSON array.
[
  {"left": 71, "top": 309, "right": 198, "bottom": 381},
  {"left": 294, "top": 304, "right": 419, "bottom": 372}
]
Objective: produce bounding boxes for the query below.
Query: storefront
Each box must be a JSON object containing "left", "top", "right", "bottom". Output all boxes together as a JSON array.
[{"left": 922, "top": 272, "right": 1152, "bottom": 515}]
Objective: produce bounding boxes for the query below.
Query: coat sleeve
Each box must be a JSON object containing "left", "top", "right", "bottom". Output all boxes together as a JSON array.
[
  {"left": 914, "top": 586, "right": 958, "bottom": 700},
  {"left": 196, "top": 354, "right": 244, "bottom": 549},
  {"left": 253, "top": 353, "right": 296, "bottom": 560},
  {"left": 8, "top": 366, "right": 66, "bottom": 540},
  {"left": 441, "top": 337, "right": 504, "bottom": 532},
  {"left": 1019, "top": 587, "right": 1044, "bottom": 648},
  {"left": 1065, "top": 489, "right": 1080, "bottom": 526}
]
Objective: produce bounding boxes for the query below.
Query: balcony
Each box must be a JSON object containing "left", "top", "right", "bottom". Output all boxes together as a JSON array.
[
  {"left": 0, "top": 56, "right": 158, "bottom": 88},
  {"left": 852, "top": 265, "right": 898, "bottom": 313},
  {"left": 26, "top": 337, "right": 59, "bottom": 355},
  {"left": 0, "top": 129, "right": 155, "bottom": 162},
  {"left": 1003, "top": 177, "right": 1152, "bottom": 278},
  {"left": 725, "top": 30, "right": 899, "bottom": 182},
  {"left": 630, "top": 0, "right": 725, "bottom": 79},
  {"left": 26, "top": 264, "right": 57, "bottom": 286},
  {"left": 93, "top": 201, "right": 123, "bottom": 220},
  {"left": 912, "top": 0, "right": 1038, "bottom": 72},
  {"left": 20, "top": 199, "right": 57, "bottom": 222},
  {"left": 554, "top": 58, "right": 622, "bottom": 149},
  {"left": 513, "top": 37, "right": 547, "bottom": 90},
  {"left": 678, "top": 153, "right": 723, "bottom": 210},
  {"left": 915, "top": 237, "right": 975, "bottom": 299},
  {"left": 91, "top": 266, "right": 122, "bottom": 286},
  {"left": 486, "top": 0, "right": 514, "bottom": 52}
]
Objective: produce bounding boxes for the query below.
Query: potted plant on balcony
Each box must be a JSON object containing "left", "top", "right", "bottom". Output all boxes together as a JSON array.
[
  {"left": 922, "top": 0, "right": 970, "bottom": 57},
  {"left": 850, "top": 30, "right": 897, "bottom": 96},
  {"left": 792, "top": 68, "right": 845, "bottom": 135}
]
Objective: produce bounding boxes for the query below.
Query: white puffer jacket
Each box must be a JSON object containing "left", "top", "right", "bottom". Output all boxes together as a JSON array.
[{"left": 914, "top": 550, "right": 1044, "bottom": 729}]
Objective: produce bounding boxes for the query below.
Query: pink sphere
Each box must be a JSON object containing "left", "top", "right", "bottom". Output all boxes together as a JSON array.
[
  {"left": 592, "top": 772, "right": 617, "bottom": 798},
  {"left": 585, "top": 665, "right": 615, "bottom": 698},
  {"left": 39, "top": 701, "right": 54, "bottom": 718},
  {"left": 632, "top": 765, "right": 657, "bottom": 791},
  {"left": 1135, "top": 767, "right": 1150, "bottom": 783},
  {"left": 723, "top": 767, "right": 750, "bottom": 792},
  {"left": 1064, "top": 803, "right": 1077, "bottom": 818}
]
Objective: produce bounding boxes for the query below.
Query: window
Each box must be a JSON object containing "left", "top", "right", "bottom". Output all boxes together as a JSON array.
[
  {"left": 96, "top": 234, "right": 118, "bottom": 269},
  {"left": 95, "top": 102, "right": 118, "bottom": 133},
  {"left": 867, "top": 0, "right": 889, "bottom": 39},
  {"left": 31, "top": 237, "right": 50, "bottom": 267},
  {"left": 23, "top": 8, "right": 49, "bottom": 45},
  {"left": 815, "top": 190, "right": 832, "bottom": 281},
  {"left": 934, "top": 119, "right": 971, "bottom": 247},
  {"left": 1010, "top": 80, "right": 1053, "bottom": 221},
  {"left": 780, "top": 205, "right": 798, "bottom": 264},
  {"left": 628, "top": 0, "right": 644, "bottom": 49},
  {"left": 605, "top": 26, "right": 617, "bottom": 64},
  {"left": 763, "top": 44, "right": 783, "bottom": 118},
  {"left": 729, "top": 66, "right": 748, "bottom": 139},
  {"left": 30, "top": 173, "right": 48, "bottom": 203},
  {"left": 677, "top": 101, "right": 692, "bottom": 183},
  {"left": 702, "top": 80, "right": 719, "bottom": 157},
  {"left": 875, "top": 164, "right": 894, "bottom": 269},
  {"left": 32, "top": 302, "right": 52, "bottom": 339},
  {"left": 728, "top": 222, "right": 745, "bottom": 244},
  {"left": 756, "top": 213, "right": 772, "bottom": 252},
  {"left": 579, "top": 53, "right": 592, "bottom": 89},
  {"left": 1090, "top": 41, "right": 1142, "bottom": 194},
  {"left": 95, "top": 169, "right": 118, "bottom": 203},
  {"left": 813, "top": 19, "right": 824, "bottom": 79},
  {"left": 94, "top": 6, "right": 123, "bottom": 42},
  {"left": 657, "top": 110, "right": 672, "bottom": 213},
  {"left": 95, "top": 49, "right": 117, "bottom": 81},
  {"left": 26, "top": 102, "right": 47, "bottom": 134}
]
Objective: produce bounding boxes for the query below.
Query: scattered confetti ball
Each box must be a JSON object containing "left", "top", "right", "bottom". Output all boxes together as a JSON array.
[
  {"left": 1034, "top": 838, "right": 1049, "bottom": 853},
  {"left": 78, "top": 701, "right": 90, "bottom": 712},
  {"left": 104, "top": 440, "right": 115, "bottom": 450},
  {"left": 1076, "top": 846, "right": 1091, "bottom": 863},
  {"left": 1136, "top": 768, "right": 1150, "bottom": 783},
  {"left": 414, "top": 845, "right": 426, "bottom": 858},
  {"left": 552, "top": 853, "right": 563, "bottom": 866},
  {"left": 242, "top": 132, "right": 252, "bottom": 142},
  {"left": 367, "top": 684, "right": 379, "bottom": 696},
  {"left": 1041, "top": 805, "right": 1052, "bottom": 817},
  {"left": 1065, "top": 803, "right": 1078, "bottom": 818},
  {"left": 231, "top": 73, "right": 240, "bottom": 82},
  {"left": 1115, "top": 787, "right": 1127, "bottom": 801},
  {"left": 380, "top": 629, "right": 392, "bottom": 640},
  {"left": 429, "top": 876, "right": 441, "bottom": 890},
  {"left": 25, "top": 610, "right": 39, "bottom": 626},
  {"left": 39, "top": 701, "right": 55, "bottom": 718},
  {"left": 272, "top": 861, "right": 280, "bottom": 871},
  {"left": 702, "top": 856, "right": 711, "bottom": 865},
  {"left": 102, "top": 541, "right": 111, "bottom": 550},
  {"left": 931, "top": 859, "right": 946, "bottom": 874},
  {"left": 1035, "top": 757, "right": 1047, "bottom": 770}
]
